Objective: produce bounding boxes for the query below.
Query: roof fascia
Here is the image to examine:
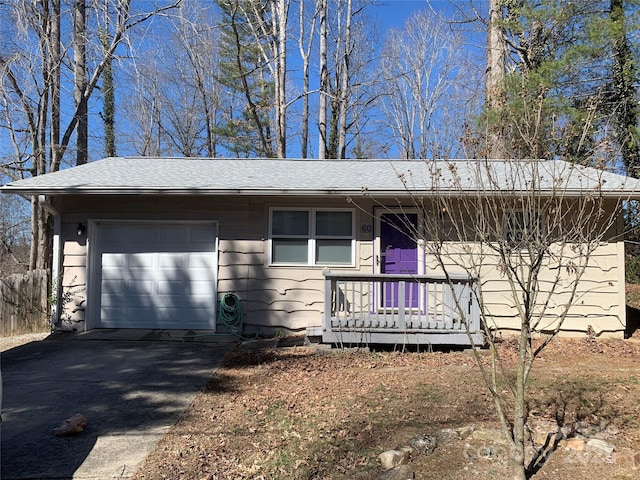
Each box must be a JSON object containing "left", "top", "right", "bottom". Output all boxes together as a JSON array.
[{"left": 2, "top": 186, "right": 639, "bottom": 199}]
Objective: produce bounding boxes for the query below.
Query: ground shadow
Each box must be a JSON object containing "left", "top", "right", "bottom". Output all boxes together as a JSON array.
[
  {"left": 0, "top": 336, "right": 233, "bottom": 479},
  {"left": 525, "top": 377, "right": 618, "bottom": 477},
  {"left": 625, "top": 305, "right": 640, "bottom": 338}
]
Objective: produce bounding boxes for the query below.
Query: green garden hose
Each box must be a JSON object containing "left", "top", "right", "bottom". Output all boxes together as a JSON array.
[{"left": 219, "top": 292, "right": 243, "bottom": 335}]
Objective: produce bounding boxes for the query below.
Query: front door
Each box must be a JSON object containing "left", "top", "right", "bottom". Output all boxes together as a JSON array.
[{"left": 379, "top": 212, "right": 418, "bottom": 308}]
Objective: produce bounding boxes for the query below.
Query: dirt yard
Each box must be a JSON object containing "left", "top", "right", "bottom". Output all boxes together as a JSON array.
[
  {"left": 130, "top": 336, "right": 640, "bottom": 480},
  {"left": 5, "top": 286, "right": 640, "bottom": 479}
]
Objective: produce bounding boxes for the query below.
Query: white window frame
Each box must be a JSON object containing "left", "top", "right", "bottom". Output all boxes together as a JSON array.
[
  {"left": 269, "top": 207, "right": 356, "bottom": 266},
  {"left": 505, "top": 210, "right": 543, "bottom": 245}
]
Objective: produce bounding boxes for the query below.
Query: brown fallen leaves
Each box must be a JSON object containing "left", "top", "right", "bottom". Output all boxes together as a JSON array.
[
  {"left": 53, "top": 413, "right": 88, "bottom": 436},
  {"left": 133, "top": 339, "right": 640, "bottom": 480}
]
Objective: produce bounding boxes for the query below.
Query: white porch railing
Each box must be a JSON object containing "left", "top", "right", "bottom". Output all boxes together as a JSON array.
[{"left": 321, "top": 270, "right": 483, "bottom": 346}]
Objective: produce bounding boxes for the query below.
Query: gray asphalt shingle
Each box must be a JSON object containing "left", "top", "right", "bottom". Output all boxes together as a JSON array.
[{"left": 2, "top": 157, "right": 640, "bottom": 198}]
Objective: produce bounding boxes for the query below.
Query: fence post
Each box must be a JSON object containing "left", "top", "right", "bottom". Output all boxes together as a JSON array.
[
  {"left": 323, "top": 269, "right": 332, "bottom": 332},
  {"left": 0, "top": 270, "right": 49, "bottom": 336},
  {"left": 398, "top": 280, "right": 405, "bottom": 329}
]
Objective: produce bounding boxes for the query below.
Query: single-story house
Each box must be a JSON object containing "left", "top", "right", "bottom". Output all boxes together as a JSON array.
[{"left": 2, "top": 157, "right": 640, "bottom": 345}]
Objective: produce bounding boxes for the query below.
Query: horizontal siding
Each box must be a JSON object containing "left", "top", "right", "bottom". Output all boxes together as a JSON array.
[
  {"left": 422, "top": 242, "right": 623, "bottom": 337},
  {"left": 59, "top": 221, "right": 88, "bottom": 328},
  {"left": 54, "top": 195, "right": 625, "bottom": 337}
]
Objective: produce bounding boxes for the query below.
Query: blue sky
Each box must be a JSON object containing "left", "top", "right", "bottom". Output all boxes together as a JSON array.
[
  {"left": 372, "top": 0, "right": 431, "bottom": 28},
  {"left": 372, "top": 0, "right": 472, "bottom": 28}
]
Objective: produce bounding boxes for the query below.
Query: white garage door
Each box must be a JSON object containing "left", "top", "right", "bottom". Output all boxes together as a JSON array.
[{"left": 91, "top": 222, "right": 218, "bottom": 329}]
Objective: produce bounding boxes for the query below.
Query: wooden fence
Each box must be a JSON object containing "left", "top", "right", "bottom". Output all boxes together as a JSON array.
[{"left": 1, "top": 269, "right": 49, "bottom": 336}]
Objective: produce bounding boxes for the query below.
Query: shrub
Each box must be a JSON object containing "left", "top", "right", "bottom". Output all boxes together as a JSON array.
[{"left": 627, "top": 253, "right": 640, "bottom": 284}]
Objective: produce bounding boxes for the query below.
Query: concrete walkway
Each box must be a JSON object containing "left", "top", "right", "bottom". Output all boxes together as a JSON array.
[{"left": 1, "top": 330, "right": 235, "bottom": 479}]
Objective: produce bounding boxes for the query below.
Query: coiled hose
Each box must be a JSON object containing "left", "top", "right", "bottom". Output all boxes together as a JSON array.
[{"left": 219, "top": 292, "right": 243, "bottom": 336}]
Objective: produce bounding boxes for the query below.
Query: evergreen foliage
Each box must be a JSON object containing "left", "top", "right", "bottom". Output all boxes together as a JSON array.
[{"left": 214, "top": 0, "right": 276, "bottom": 157}]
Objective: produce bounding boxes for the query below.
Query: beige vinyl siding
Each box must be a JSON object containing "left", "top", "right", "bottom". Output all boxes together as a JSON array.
[
  {"left": 59, "top": 221, "right": 88, "bottom": 327},
  {"left": 56, "top": 195, "right": 369, "bottom": 333},
  {"left": 54, "top": 195, "right": 626, "bottom": 337},
  {"left": 423, "top": 241, "right": 625, "bottom": 338}
]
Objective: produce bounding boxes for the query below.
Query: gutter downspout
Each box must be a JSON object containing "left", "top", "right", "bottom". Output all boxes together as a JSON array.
[{"left": 38, "top": 195, "right": 62, "bottom": 331}]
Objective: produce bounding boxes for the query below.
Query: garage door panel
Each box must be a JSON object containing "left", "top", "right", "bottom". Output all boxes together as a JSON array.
[
  {"left": 101, "top": 253, "right": 125, "bottom": 268},
  {"left": 128, "top": 253, "right": 156, "bottom": 269},
  {"left": 100, "top": 306, "right": 126, "bottom": 321},
  {"left": 126, "top": 279, "right": 156, "bottom": 297},
  {"left": 187, "top": 252, "right": 215, "bottom": 267},
  {"left": 190, "top": 280, "right": 216, "bottom": 296},
  {"left": 121, "top": 307, "right": 157, "bottom": 324},
  {"left": 158, "top": 253, "right": 187, "bottom": 269},
  {"left": 156, "top": 307, "right": 212, "bottom": 326},
  {"left": 93, "top": 222, "right": 217, "bottom": 329},
  {"left": 155, "top": 225, "right": 187, "bottom": 242},
  {"left": 101, "top": 268, "right": 125, "bottom": 283},
  {"left": 190, "top": 225, "right": 218, "bottom": 243}
]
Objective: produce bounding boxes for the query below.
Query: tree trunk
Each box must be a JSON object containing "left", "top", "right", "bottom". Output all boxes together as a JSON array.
[
  {"left": 510, "top": 323, "right": 529, "bottom": 480},
  {"left": 297, "top": 0, "right": 316, "bottom": 158},
  {"left": 229, "top": 7, "right": 274, "bottom": 157},
  {"left": 274, "top": 0, "right": 288, "bottom": 158},
  {"left": 336, "top": 0, "right": 352, "bottom": 159},
  {"left": 100, "top": 26, "right": 116, "bottom": 157},
  {"left": 74, "top": 0, "right": 88, "bottom": 165},
  {"left": 50, "top": 0, "right": 61, "bottom": 167},
  {"left": 486, "top": 0, "right": 507, "bottom": 159},
  {"left": 318, "top": 0, "right": 327, "bottom": 159}
]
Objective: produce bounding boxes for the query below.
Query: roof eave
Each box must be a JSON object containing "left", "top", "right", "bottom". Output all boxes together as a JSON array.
[{"left": 3, "top": 186, "right": 639, "bottom": 199}]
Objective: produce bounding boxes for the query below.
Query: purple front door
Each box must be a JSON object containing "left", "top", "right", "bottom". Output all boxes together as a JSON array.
[{"left": 380, "top": 213, "right": 419, "bottom": 308}]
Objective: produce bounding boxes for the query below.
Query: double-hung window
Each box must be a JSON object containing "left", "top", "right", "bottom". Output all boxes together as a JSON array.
[
  {"left": 270, "top": 209, "right": 354, "bottom": 265},
  {"left": 505, "top": 210, "right": 543, "bottom": 245}
]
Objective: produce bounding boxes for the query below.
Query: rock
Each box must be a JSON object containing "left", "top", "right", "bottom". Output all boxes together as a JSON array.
[
  {"left": 565, "top": 437, "right": 585, "bottom": 451},
  {"left": 614, "top": 451, "right": 640, "bottom": 469},
  {"left": 560, "top": 425, "right": 573, "bottom": 439},
  {"left": 456, "top": 425, "right": 474, "bottom": 439},
  {"left": 399, "top": 446, "right": 414, "bottom": 456},
  {"left": 586, "top": 438, "right": 615, "bottom": 455},
  {"left": 532, "top": 431, "right": 548, "bottom": 446},
  {"left": 378, "top": 464, "right": 415, "bottom": 480},
  {"left": 533, "top": 429, "right": 563, "bottom": 446},
  {"left": 378, "top": 450, "right": 409, "bottom": 470},
  {"left": 53, "top": 413, "right": 87, "bottom": 436},
  {"left": 471, "top": 428, "right": 508, "bottom": 445},
  {"left": 409, "top": 433, "right": 438, "bottom": 455},
  {"left": 437, "top": 428, "right": 460, "bottom": 444}
]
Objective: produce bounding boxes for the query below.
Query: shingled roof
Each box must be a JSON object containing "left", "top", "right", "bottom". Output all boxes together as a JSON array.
[{"left": 2, "top": 157, "right": 640, "bottom": 198}]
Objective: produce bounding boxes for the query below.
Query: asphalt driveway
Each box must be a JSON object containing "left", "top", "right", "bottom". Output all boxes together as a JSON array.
[{"left": 1, "top": 331, "right": 234, "bottom": 479}]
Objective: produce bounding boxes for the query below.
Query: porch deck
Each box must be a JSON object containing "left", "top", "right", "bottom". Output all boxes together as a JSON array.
[{"left": 320, "top": 271, "right": 484, "bottom": 346}]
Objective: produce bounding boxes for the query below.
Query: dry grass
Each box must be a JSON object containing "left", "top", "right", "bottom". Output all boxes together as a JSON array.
[{"left": 133, "top": 339, "right": 640, "bottom": 480}]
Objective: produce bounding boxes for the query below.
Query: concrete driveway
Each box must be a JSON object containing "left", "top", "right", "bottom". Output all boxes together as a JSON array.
[{"left": 1, "top": 331, "right": 234, "bottom": 479}]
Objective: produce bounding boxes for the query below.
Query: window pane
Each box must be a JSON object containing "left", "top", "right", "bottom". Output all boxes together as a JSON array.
[
  {"left": 315, "top": 239, "right": 352, "bottom": 264},
  {"left": 506, "top": 211, "right": 543, "bottom": 244},
  {"left": 272, "top": 239, "right": 308, "bottom": 263},
  {"left": 272, "top": 211, "right": 309, "bottom": 236},
  {"left": 316, "top": 211, "right": 352, "bottom": 236}
]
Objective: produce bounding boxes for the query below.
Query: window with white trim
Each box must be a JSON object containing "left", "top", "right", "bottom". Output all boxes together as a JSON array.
[
  {"left": 505, "top": 210, "right": 543, "bottom": 245},
  {"left": 270, "top": 209, "right": 354, "bottom": 265}
]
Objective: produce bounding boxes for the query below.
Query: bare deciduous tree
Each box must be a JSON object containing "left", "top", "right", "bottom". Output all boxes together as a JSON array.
[
  {"left": 317, "top": 0, "right": 328, "bottom": 159},
  {"left": 74, "top": 0, "right": 88, "bottom": 165},
  {"left": 124, "top": 1, "right": 221, "bottom": 157},
  {"left": 485, "top": 0, "right": 508, "bottom": 158},
  {"left": 378, "top": 10, "right": 478, "bottom": 159},
  {"left": 369, "top": 152, "right": 634, "bottom": 479},
  {"left": 0, "top": 0, "right": 182, "bottom": 271},
  {"left": 296, "top": 0, "right": 319, "bottom": 158}
]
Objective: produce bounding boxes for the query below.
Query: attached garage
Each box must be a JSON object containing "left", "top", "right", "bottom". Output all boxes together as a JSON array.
[
  {"left": 87, "top": 221, "right": 218, "bottom": 330},
  {"left": 3, "top": 157, "right": 640, "bottom": 338}
]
